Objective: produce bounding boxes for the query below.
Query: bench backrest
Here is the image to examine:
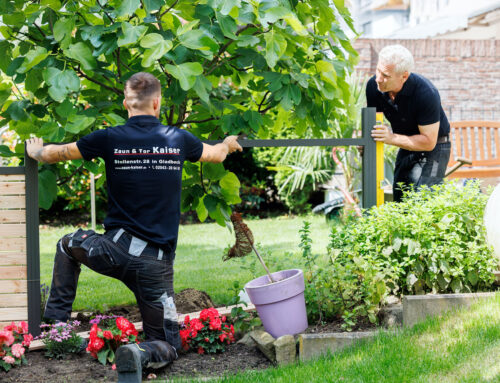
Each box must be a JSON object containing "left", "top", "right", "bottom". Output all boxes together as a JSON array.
[{"left": 449, "top": 121, "right": 500, "bottom": 169}]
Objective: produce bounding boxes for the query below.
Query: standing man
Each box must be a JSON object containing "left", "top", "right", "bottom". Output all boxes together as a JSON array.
[
  {"left": 26, "top": 72, "right": 242, "bottom": 383},
  {"left": 367, "top": 44, "right": 451, "bottom": 202}
]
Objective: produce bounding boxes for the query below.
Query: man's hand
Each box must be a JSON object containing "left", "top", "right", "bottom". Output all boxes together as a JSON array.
[
  {"left": 199, "top": 135, "right": 243, "bottom": 163},
  {"left": 371, "top": 124, "right": 394, "bottom": 145},
  {"left": 25, "top": 138, "right": 82, "bottom": 164},
  {"left": 26, "top": 137, "right": 45, "bottom": 162},
  {"left": 223, "top": 135, "right": 243, "bottom": 155}
]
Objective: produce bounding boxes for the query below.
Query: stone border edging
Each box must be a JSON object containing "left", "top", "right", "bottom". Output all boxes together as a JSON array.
[
  {"left": 403, "top": 292, "right": 497, "bottom": 328},
  {"left": 298, "top": 331, "right": 380, "bottom": 361}
]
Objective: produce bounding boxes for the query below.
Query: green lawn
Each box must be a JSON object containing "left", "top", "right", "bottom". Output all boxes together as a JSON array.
[
  {"left": 170, "top": 294, "right": 500, "bottom": 383},
  {"left": 40, "top": 215, "right": 332, "bottom": 311}
]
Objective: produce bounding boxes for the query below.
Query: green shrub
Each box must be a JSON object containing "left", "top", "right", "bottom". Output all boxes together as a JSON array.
[
  {"left": 329, "top": 182, "right": 497, "bottom": 296},
  {"left": 303, "top": 221, "right": 388, "bottom": 330},
  {"left": 304, "top": 182, "right": 498, "bottom": 330}
]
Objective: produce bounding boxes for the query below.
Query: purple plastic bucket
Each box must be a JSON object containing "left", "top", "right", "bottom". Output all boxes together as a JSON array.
[{"left": 244, "top": 269, "right": 308, "bottom": 338}]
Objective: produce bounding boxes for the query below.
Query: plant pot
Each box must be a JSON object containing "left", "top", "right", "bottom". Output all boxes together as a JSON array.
[{"left": 244, "top": 269, "right": 308, "bottom": 338}]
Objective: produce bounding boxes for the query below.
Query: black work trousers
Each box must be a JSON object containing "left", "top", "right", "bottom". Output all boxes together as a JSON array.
[
  {"left": 393, "top": 141, "right": 451, "bottom": 202},
  {"left": 44, "top": 228, "right": 182, "bottom": 353}
]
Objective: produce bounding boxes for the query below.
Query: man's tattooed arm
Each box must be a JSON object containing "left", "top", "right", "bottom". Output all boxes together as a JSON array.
[{"left": 26, "top": 138, "right": 83, "bottom": 163}]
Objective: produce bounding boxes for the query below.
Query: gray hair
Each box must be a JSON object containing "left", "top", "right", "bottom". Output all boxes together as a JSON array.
[{"left": 378, "top": 45, "right": 414, "bottom": 74}]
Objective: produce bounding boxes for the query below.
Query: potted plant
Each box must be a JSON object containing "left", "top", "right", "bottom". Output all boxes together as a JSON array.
[{"left": 224, "top": 212, "right": 308, "bottom": 338}]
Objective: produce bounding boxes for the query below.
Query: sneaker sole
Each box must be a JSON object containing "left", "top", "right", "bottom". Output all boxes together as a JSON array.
[{"left": 116, "top": 345, "right": 140, "bottom": 373}]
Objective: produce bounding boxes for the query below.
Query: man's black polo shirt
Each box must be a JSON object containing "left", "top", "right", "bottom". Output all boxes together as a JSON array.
[
  {"left": 366, "top": 73, "right": 449, "bottom": 138},
  {"left": 76, "top": 115, "right": 203, "bottom": 253}
]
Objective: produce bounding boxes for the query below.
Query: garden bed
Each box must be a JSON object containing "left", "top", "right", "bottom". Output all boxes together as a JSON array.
[{"left": 1, "top": 305, "right": 378, "bottom": 382}]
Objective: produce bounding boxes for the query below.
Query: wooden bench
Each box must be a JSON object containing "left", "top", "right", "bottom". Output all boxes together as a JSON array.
[{"left": 447, "top": 121, "right": 500, "bottom": 179}]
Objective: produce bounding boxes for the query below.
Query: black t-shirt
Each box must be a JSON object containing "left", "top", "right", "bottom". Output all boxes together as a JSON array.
[
  {"left": 366, "top": 73, "right": 449, "bottom": 138},
  {"left": 77, "top": 115, "right": 203, "bottom": 253}
]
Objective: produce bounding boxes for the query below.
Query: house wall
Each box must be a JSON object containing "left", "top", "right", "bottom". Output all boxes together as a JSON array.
[{"left": 353, "top": 38, "right": 500, "bottom": 120}]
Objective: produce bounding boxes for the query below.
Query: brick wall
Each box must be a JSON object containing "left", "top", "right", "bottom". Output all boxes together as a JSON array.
[{"left": 353, "top": 39, "right": 500, "bottom": 121}]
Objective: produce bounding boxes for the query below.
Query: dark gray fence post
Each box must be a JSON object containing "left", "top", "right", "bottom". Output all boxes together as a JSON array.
[
  {"left": 362, "top": 107, "right": 377, "bottom": 209},
  {"left": 24, "top": 149, "right": 41, "bottom": 337}
]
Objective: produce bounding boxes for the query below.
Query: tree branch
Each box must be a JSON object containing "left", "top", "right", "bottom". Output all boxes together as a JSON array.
[
  {"left": 258, "top": 91, "right": 271, "bottom": 112},
  {"left": 97, "top": 0, "right": 114, "bottom": 24},
  {"left": 199, "top": 163, "right": 207, "bottom": 194},
  {"left": 168, "top": 104, "right": 175, "bottom": 126},
  {"left": 115, "top": 48, "right": 122, "bottom": 79},
  {"left": 206, "top": 24, "right": 257, "bottom": 75},
  {"left": 33, "top": 23, "right": 46, "bottom": 38},
  {"left": 259, "top": 104, "right": 274, "bottom": 114},
  {"left": 175, "top": 102, "right": 186, "bottom": 125},
  {"left": 57, "top": 164, "right": 84, "bottom": 186},
  {"left": 160, "top": 0, "right": 179, "bottom": 17},
  {"left": 229, "top": 63, "right": 253, "bottom": 72},
  {"left": 76, "top": 68, "right": 123, "bottom": 95},
  {"left": 172, "top": 116, "right": 219, "bottom": 126}
]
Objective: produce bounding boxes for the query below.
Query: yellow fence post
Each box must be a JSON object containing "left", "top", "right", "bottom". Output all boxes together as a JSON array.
[{"left": 376, "top": 112, "right": 385, "bottom": 206}]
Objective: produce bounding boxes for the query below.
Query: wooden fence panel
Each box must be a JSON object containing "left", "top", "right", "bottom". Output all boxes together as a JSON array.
[
  {"left": 0, "top": 168, "right": 32, "bottom": 332},
  {"left": 0, "top": 210, "right": 26, "bottom": 223}
]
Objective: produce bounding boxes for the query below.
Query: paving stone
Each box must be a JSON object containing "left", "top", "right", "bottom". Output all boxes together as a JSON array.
[
  {"left": 298, "top": 331, "right": 377, "bottom": 362},
  {"left": 403, "top": 292, "right": 497, "bottom": 328},
  {"left": 236, "top": 332, "right": 257, "bottom": 347},
  {"left": 250, "top": 330, "right": 276, "bottom": 362},
  {"left": 379, "top": 304, "right": 403, "bottom": 328},
  {"left": 274, "top": 335, "right": 296, "bottom": 365}
]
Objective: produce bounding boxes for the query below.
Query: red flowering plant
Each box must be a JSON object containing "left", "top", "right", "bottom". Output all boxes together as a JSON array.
[
  {"left": 86, "top": 315, "right": 139, "bottom": 367},
  {"left": 0, "top": 321, "right": 33, "bottom": 372},
  {"left": 180, "top": 308, "right": 235, "bottom": 354}
]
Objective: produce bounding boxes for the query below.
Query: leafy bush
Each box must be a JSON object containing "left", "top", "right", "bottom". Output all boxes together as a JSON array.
[
  {"left": 303, "top": 182, "right": 498, "bottom": 330},
  {"left": 37, "top": 321, "right": 83, "bottom": 359},
  {"left": 329, "top": 182, "right": 497, "bottom": 296},
  {"left": 301, "top": 222, "right": 387, "bottom": 330}
]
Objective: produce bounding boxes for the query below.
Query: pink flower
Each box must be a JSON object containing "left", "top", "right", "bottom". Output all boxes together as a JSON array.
[
  {"left": 11, "top": 343, "right": 25, "bottom": 358},
  {"left": 2, "top": 355, "right": 15, "bottom": 364},
  {"left": 22, "top": 334, "right": 33, "bottom": 347},
  {"left": 209, "top": 317, "right": 222, "bottom": 331},
  {"left": 116, "top": 317, "right": 133, "bottom": 332},
  {"left": 19, "top": 321, "right": 29, "bottom": 334},
  {"left": 0, "top": 330, "right": 15, "bottom": 346},
  {"left": 111, "top": 364, "right": 116, "bottom": 370}
]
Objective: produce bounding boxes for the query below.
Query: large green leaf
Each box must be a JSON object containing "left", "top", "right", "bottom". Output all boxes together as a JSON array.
[
  {"left": 264, "top": 30, "right": 287, "bottom": 68},
  {"left": 144, "top": 0, "right": 163, "bottom": 12},
  {"left": 53, "top": 17, "right": 75, "bottom": 49},
  {"left": 65, "top": 114, "right": 96, "bottom": 134},
  {"left": 17, "top": 47, "right": 48, "bottom": 74},
  {"left": 38, "top": 169, "right": 58, "bottom": 210},
  {"left": 164, "top": 62, "right": 203, "bottom": 91},
  {"left": 216, "top": 12, "right": 237, "bottom": 39},
  {"left": 113, "top": 0, "right": 140, "bottom": 17},
  {"left": 140, "top": 34, "right": 173, "bottom": 67},
  {"left": 193, "top": 76, "right": 212, "bottom": 104},
  {"left": 6, "top": 100, "right": 29, "bottom": 121},
  {"left": 118, "top": 22, "right": 147, "bottom": 47},
  {"left": 219, "top": 171, "right": 241, "bottom": 204},
  {"left": 0, "top": 40, "right": 12, "bottom": 73},
  {"left": 203, "top": 163, "right": 226, "bottom": 181},
  {"left": 179, "top": 29, "right": 211, "bottom": 50},
  {"left": 43, "top": 68, "right": 80, "bottom": 102},
  {"left": 65, "top": 42, "right": 96, "bottom": 70}
]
